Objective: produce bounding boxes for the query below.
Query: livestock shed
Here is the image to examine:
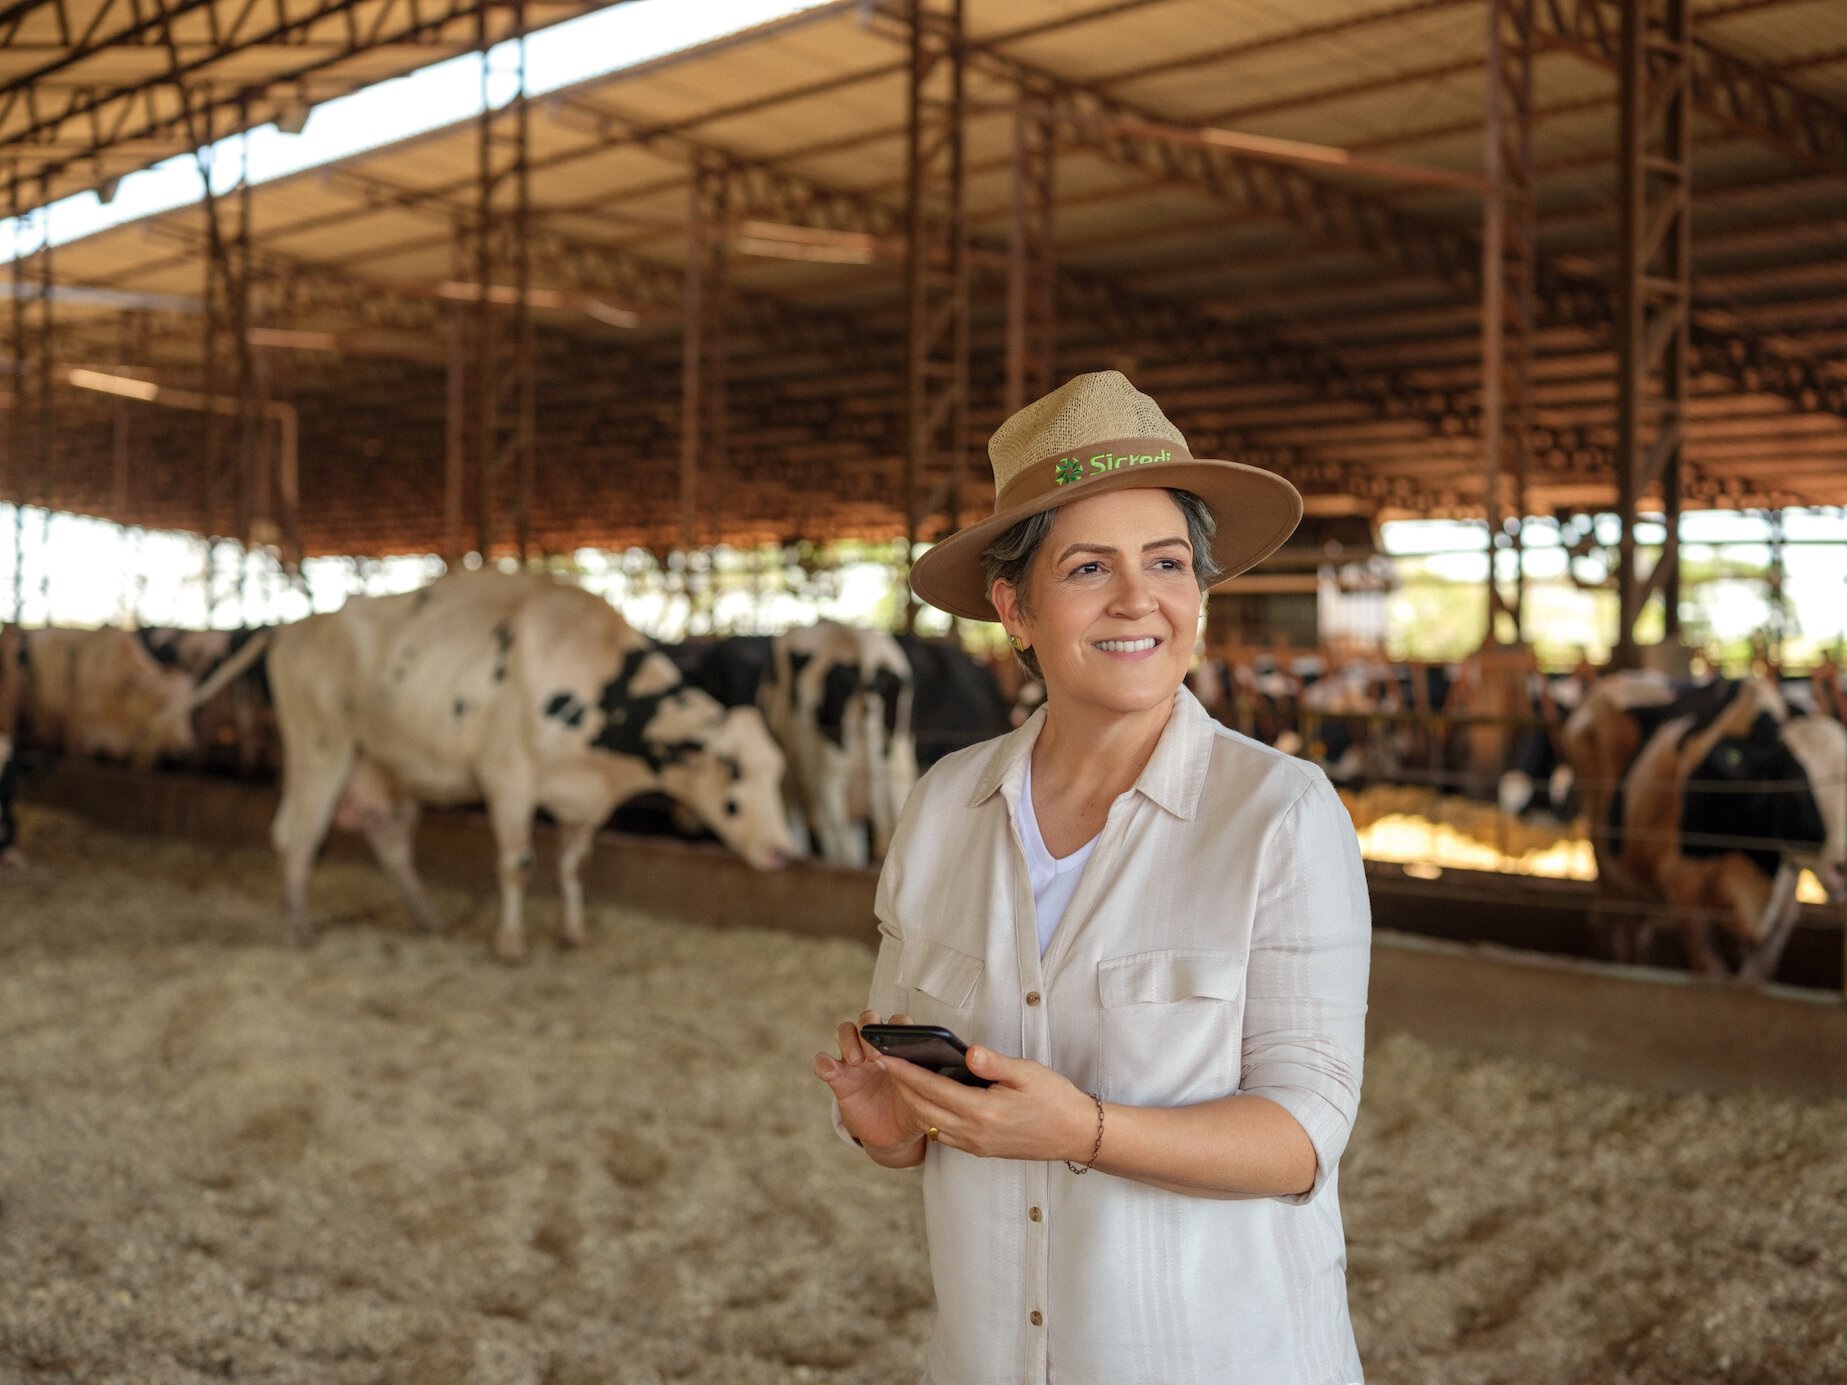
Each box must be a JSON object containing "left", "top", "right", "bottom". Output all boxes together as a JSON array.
[{"left": 5, "top": 4, "right": 1847, "bottom": 1381}]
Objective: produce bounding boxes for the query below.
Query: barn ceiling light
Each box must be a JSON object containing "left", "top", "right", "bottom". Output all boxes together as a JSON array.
[
  {"left": 434, "top": 280, "right": 641, "bottom": 328},
  {"left": 732, "top": 220, "right": 884, "bottom": 265},
  {"left": 273, "top": 84, "right": 315, "bottom": 135},
  {"left": 1086, "top": 115, "right": 1490, "bottom": 194},
  {"left": 64, "top": 367, "right": 161, "bottom": 402},
  {"left": 247, "top": 327, "right": 342, "bottom": 352}
]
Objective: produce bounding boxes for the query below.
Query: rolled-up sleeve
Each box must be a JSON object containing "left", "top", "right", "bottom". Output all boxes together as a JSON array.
[{"left": 1238, "top": 772, "right": 1371, "bottom": 1205}]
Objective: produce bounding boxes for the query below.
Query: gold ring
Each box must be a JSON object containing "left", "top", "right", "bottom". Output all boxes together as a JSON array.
[{"left": 926, "top": 1126, "right": 940, "bottom": 1142}]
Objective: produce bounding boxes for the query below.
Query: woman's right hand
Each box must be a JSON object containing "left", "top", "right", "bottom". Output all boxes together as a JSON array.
[{"left": 814, "top": 1010, "right": 927, "bottom": 1163}]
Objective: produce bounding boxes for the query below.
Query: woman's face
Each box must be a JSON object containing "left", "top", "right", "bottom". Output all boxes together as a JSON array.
[{"left": 995, "top": 488, "right": 1202, "bottom": 719}]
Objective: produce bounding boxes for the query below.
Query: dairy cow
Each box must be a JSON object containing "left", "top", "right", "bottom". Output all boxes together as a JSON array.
[
  {"left": 20, "top": 627, "right": 198, "bottom": 768},
  {"left": 758, "top": 621, "right": 917, "bottom": 868},
  {"left": 142, "top": 625, "right": 280, "bottom": 776},
  {"left": 892, "top": 633, "right": 1013, "bottom": 770},
  {"left": 1562, "top": 672, "right": 1847, "bottom": 980},
  {"left": 267, "top": 570, "right": 797, "bottom": 961}
]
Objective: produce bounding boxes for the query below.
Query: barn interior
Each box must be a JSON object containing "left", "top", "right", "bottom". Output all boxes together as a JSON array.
[
  {"left": 4, "top": 0, "right": 1846, "bottom": 666},
  {"left": 3, "top": 5, "right": 1847, "bottom": 1382}
]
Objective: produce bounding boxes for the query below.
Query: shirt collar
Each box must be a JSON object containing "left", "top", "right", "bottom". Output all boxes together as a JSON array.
[{"left": 967, "top": 685, "right": 1214, "bottom": 821}]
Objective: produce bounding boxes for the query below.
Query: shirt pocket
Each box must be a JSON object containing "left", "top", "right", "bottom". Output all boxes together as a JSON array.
[
  {"left": 1097, "top": 950, "right": 1246, "bottom": 1107},
  {"left": 895, "top": 939, "right": 983, "bottom": 1029}
]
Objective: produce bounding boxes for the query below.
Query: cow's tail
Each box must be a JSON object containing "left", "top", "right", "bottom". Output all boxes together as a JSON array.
[
  {"left": 181, "top": 628, "right": 274, "bottom": 714},
  {"left": 130, "top": 628, "right": 275, "bottom": 763}
]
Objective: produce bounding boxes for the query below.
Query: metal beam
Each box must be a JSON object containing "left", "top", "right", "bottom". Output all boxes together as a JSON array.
[
  {"left": 680, "top": 154, "right": 730, "bottom": 555},
  {"left": 1537, "top": 0, "right": 1847, "bottom": 178},
  {"left": 1005, "top": 82, "right": 1056, "bottom": 415},
  {"left": 1614, "top": 0, "right": 1694, "bottom": 669},
  {"left": 903, "top": 0, "right": 972, "bottom": 586},
  {"left": 1482, "top": 0, "right": 1536, "bottom": 644}
]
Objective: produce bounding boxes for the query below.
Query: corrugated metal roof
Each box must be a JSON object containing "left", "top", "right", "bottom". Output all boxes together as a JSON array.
[{"left": 6, "top": 0, "right": 1847, "bottom": 559}]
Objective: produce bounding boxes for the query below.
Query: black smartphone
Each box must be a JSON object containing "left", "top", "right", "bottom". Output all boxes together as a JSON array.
[{"left": 859, "top": 1023, "right": 993, "bottom": 1088}]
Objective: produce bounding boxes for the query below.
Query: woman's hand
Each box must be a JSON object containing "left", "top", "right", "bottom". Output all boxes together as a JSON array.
[
  {"left": 813, "top": 1011, "right": 930, "bottom": 1163},
  {"left": 874, "top": 1043, "right": 1097, "bottom": 1165}
]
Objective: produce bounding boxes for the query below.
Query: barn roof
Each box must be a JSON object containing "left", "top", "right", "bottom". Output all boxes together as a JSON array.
[{"left": 5, "top": 0, "right": 1847, "bottom": 562}]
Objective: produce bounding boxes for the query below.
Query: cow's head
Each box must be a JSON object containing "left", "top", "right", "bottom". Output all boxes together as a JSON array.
[
  {"left": 655, "top": 702, "right": 797, "bottom": 871},
  {"left": 1782, "top": 715, "right": 1847, "bottom": 901}
]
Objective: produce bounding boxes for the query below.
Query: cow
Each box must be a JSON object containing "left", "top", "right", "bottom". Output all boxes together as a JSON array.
[
  {"left": 756, "top": 620, "right": 917, "bottom": 869},
  {"left": 892, "top": 632, "right": 1013, "bottom": 770},
  {"left": 1562, "top": 672, "right": 1847, "bottom": 981},
  {"left": 19, "top": 627, "right": 198, "bottom": 768},
  {"left": 264, "top": 570, "right": 797, "bottom": 962},
  {"left": 142, "top": 624, "right": 281, "bottom": 776}
]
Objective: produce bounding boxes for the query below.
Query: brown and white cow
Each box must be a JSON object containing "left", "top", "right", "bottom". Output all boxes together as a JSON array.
[
  {"left": 1562, "top": 672, "right": 1847, "bottom": 981},
  {"left": 758, "top": 619, "right": 916, "bottom": 869},
  {"left": 268, "top": 569, "right": 796, "bottom": 961},
  {"left": 20, "top": 627, "right": 198, "bottom": 769}
]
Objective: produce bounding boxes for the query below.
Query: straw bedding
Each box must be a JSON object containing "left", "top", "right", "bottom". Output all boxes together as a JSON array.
[{"left": 2, "top": 803, "right": 1843, "bottom": 1385}]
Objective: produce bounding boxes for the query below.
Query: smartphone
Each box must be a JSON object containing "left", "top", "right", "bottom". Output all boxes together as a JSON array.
[{"left": 859, "top": 1023, "right": 993, "bottom": 1088}]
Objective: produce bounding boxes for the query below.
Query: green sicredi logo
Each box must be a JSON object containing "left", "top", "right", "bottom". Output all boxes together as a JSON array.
[{"left": 1052, "top": 448, "right": 1173, "bottom": 486}]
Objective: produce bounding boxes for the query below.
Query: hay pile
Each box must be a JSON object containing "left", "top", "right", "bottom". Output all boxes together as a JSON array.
[{"left": 3, "top": 803, "right": 1844, "bottom": 1385}]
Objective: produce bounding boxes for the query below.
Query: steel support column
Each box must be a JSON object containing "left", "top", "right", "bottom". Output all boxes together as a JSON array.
[
  {"left": 1005, "top": 83, "right": 1057, "bottom": 417},
  {"left": 1614, "top": 0, "right": 1693, "bottom": 669},
  {"left": 680, "top": 155, "right": 731, "bottom": 557},
  {"left": 903, "top": 0, "right": 971, "bottom": 608},
  {"left": 472, "top": 6, "right": 536, "bottom": 562},
  {"left": 444, "top": 227, "right": 469, "bottom": 569},
  {"left": 6, "top": 178, "right": 24, "bottom": 622},
  {"left": 1482, "top": 0, "right": 1536, "bottom": 645},
  {"left": 32, "top": 179, "right": 52, "bottom": 616}
]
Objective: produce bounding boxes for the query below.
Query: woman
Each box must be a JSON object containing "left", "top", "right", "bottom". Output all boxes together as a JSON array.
[{"left": 814, "top": 371, "right": 1370, "bottom": 1385}]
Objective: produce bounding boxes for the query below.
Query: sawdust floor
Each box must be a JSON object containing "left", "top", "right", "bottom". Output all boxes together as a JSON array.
[{"left": 2, "top": 804, "right": 1843, "bottom": 1385}]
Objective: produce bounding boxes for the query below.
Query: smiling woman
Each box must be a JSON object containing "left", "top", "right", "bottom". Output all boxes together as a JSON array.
[{"left": 815, "top": 371, "right": 1374, "bottom": 1385}]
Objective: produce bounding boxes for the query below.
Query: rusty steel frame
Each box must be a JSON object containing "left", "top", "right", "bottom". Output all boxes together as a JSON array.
[
  {"left": 903, "top": 0, "right": 972, "bottom": 591},
  {"left": 0, "top": 0, "right": 611, "bottom": 213},
  {"left": 467, "top": 6, "right": 536, "bottom": 562},
  {"left": 1613, "top": 0, "right": 1693, "bottom": 670},
  {"left": 1537, "top": 0, "right": 1847, "bottom": 178},
  {"left": 1481, "top": 0, "right": 1536, "bottom": 645},
  {"left": 1005, "top": 82, "right": 1057, "bottom": 417},
  {"left": 6, "top": 177, "right": 24, "bottom": 622},
  {"left": 680, "top": 153, "right": 731, "bottom": 556}
]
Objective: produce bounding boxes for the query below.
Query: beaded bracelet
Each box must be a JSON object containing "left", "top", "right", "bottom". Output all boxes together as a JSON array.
[{"left": 1065, "top": 1092, "right": 1104, "bottom": 1175}]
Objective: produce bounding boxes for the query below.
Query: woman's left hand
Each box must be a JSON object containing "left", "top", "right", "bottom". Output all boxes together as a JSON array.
[{"left": 874, "top": 1044, "right": 1096, "bottom": 1164}]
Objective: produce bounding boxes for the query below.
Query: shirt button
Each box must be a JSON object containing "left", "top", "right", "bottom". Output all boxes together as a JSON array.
[
  {"left": 1030, "top": 1311, "right": 1043, "bottom": 1327},
  {"left": 1025, "top": 991, "right": 1041, "bottom": 1006},
  {"left": 1028, "top": 1206, "right": 1043, "bottom": 1222}
]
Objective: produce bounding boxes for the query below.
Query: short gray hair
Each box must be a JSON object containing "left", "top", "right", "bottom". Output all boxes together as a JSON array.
[{"left": 980, "top": 488, "right": 1223, "bottom": 681}]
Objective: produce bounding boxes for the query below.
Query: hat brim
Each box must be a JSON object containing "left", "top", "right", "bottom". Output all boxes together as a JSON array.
[{"left": 908, "top": 458, "right": 1304, "bottom": 622}]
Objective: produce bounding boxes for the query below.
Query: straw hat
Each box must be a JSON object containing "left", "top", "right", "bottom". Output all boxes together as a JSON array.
[{"left": 908, "top": 370, "right": 1303, "bottom": 621}]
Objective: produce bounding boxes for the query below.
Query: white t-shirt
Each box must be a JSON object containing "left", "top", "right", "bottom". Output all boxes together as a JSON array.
[{"left": 1013, "top": 753, "right": 1100, "bottom": 955}]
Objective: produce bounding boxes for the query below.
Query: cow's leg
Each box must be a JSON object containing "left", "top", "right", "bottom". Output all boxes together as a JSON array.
[
  {"left": 557, "top": 821, "right": 597, "bottom": 948},
  {"left": 485, "top": 788, "right": 538, "bottom": 963},
  {"left": 271, "top": 740, "right": 356, "bottom": 946},
  {"left": 362, "top": 795, "right": 445, "bottom": 934},
  {"left": 1734, "top": 859, "right": 1801, "bottom": 986},
  {"left": 812, "top": 747, "right": 865, "bottom": 869}
]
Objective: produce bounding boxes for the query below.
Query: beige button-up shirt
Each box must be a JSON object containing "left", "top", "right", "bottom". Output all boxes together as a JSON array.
[{"left": 857, "top": 687, "right": 1370, "bottom": 1385}]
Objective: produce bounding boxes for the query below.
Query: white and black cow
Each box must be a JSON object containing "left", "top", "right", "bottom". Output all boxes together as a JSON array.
[
  {"left": 892, "top": 632, "right": 1014, "bottom": 770},
  {"left": 266, "top": 569, "right": 796, "bottom": 962},
  {"left": 758, "top": 620, "right": 917, "bottom": 869},
  {"left": 1563, "top": 672, "right": 1847, "bottom": 981}
]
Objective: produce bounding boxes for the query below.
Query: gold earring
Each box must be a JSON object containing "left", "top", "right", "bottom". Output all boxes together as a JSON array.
[{"left": 1009, "top": 634, "right": 1026, "bottom": 652}]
